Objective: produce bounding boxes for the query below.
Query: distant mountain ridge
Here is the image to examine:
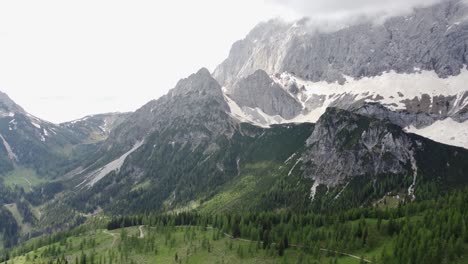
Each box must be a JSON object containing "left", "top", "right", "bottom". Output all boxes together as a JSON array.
[
  {"left": 213, "top": 0, "right": 468, "bottom": 149},
  {"left": 60, "top": 112, "right": 130, "bottom": 144},
  {"left": 214, "top": 0, "right": 468, "bottom": 85},
  {"left": 56, "top": 0, "right": 468, "bottom": 217},
  {"left": 1, "top": 0, "right": 468, "bottom": 250}
]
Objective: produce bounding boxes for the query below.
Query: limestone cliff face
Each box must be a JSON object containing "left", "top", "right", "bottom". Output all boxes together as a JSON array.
[
  {"left": 302, "top": 108, "right": 416, "bottom": 187},
  {"left": 212, "top": 1, "right": 468, "bottom": 149},
  {"left": 226, "top": 70, "right": 302, "bottom": 119},
  {"left": 214, "top": 0, "right": 468, "bottom": 86}
]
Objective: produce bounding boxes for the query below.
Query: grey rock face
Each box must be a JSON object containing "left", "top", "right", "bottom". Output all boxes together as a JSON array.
[
  {"left": 401, "top": 92, "right": 468, "bottom": 122},
  {"left": 227, "top": 70, "right": 302, "bottom": 119},
  {"left": 213, "top": 20, "right": 294, "bottom": 87},
  {"left": 101, "top": 68, "right": 235, "bottom": 159},
  {"left": 302, "top": 108, "right": 416, "bottom": 187},
  {"left": 348, "top": 90, "right": 468, "bottom": 129},
  {"left": 0, "top": 90, "right": 100, "bottom": 176},
  {"left": 214, "top": 0, "right": 468, "bottom": 86},
  {"left": 0, "top": 91, "right": 25, "bottom": 114},
  {"left": 352, "top": 103, "right": 436, "bottom": 129},
  {"left": 60, "top": 112, "right": 131, "bottom": 143}
]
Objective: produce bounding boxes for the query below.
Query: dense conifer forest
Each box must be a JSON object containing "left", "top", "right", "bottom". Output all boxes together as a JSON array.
[{"left": 1, "top": 187, "right": 467, "bottom": 264}]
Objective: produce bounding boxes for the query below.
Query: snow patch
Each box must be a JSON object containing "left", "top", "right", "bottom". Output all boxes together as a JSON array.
[
  {"left": 284, "top": 153, "right": 297, "bottom": 164},
  {"left": 69, "top": 116, "right": 90, "bottom": 124},
  {"left": 405, "top": 118, "right": 468, "bottom": 149},
  {"left": 0, "top": 134, "right": 18, "bottom": 162},
  {"left": 287, "top": 158, "right": 302, "bottom": 176},
  {"left": 78, "top": 141, "right": 144, "bottom": 187},
  {"left": 274, "top": 69, "right": 468, "bottom": 120},
  {"left": 224, "top": 94, "right": 268, "bottom": 127},
  {"left": 226, "top": 69, "right": 468, "bottom": 127},
  {"left": 334, "top": 182, "right": 349, "bottom": 200},
  {"left": 0, "top": 112, "right": 15, "bottom": 118},
  {"left": 8, "top": 119, "right": 17, "bottom": 131},
  {"left": 225, "top": 91, "right": 290, "bottom": 127},
  {"left": 31, "top": 122, "right": 41, "bottom": 129},
  {"left": 407, "top": 151, "right": 418, "bottom": 201},
  {"left": 310, "top": 181, "right": 320, "bottom": 201}
]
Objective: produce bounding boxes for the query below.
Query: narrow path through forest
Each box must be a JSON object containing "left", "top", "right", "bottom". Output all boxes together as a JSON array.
[
  {"left": 105, "top": 225, "right": 371, "bottom": 262},
  {"left": 103, "top": 230, "right": 118, "bottom": 247},
  {"left": 221, "top": 230, "right": 371, "bottom": 263},
  {"left": 139, "top": 225, "right": 145, "bottom": 238}
]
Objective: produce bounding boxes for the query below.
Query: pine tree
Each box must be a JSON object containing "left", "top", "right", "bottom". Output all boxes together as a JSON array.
[{"left": 277, "top": 239, "right": 285, "bottom": 256}]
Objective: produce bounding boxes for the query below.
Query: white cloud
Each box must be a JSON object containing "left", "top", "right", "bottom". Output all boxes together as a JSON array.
[
  {"left": 269, "top": 0, "right": 445, "bottom": 27},
  {"left": 0, "top": 0, "right": 293, "bottom": 123}
]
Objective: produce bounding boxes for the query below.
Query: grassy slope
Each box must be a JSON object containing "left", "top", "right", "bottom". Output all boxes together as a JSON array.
[
  {"left": 4, "top": 199, "right": 468, "bottom": 264},
  {"left": 199, "top": 162, "right": 280, "bottom": 214},
  {"left": 1, "top": 167, "right": 45, "bottom": 192},
  {"left": 3, "top": 203, "right": 33, "bottom": 236},
  {"left": 2, "top": 225, "right": 364, "bottom": 264}
]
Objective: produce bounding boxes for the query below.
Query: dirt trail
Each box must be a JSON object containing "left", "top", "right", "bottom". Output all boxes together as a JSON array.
[
  {"left": 23, "top": 177, "right": 33, "bottom": 191},
  {"left": 222, "top": 230, "right": 371, "bottom": 263},
  {"left": 109, "top": 225, "right": 371, "bottom": 263},
  {"left": 103, "top": 230, "right": 118, "bottom": 246},
  {"left": 139, "top": 225, "right": 145, "bottom": 238}
]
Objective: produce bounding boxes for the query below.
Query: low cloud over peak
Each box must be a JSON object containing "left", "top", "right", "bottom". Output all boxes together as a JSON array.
[{"left": 269, "top": 0, "right": 449, "bottom": 27}]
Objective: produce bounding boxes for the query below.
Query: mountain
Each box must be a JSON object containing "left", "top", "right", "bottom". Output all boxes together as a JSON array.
[
  {"left": 1, "top": 0, "right": 468, "bottom": 256},
  {"left": 53, "top": 0, "right": 468, "bottom": 216},
  {"left": 0, "top": 91, "right": 85, "bottom": 176},
  {"left": 303, "top": 107, "right": 468, "bottom": 209},
  {"left": 55, "top": 68, "right": 468, "bottom": 217},
  {"left": 214, "top": 0, "right": 468, "bottom": 84},
  {"left": 226, "top": 69, "right": 303, "bottom": 119},
  {"left": 214, "top": 0, "right": 468, "bottom": 149},
  {"left": 60, "top": 112, "right": 130, "bottom": 144},
  {"left": 0, "top": 93, "right": 126, "bottom": 247},
  {"left": 66, "top": 68, "right": 238, "bottom": 211}
]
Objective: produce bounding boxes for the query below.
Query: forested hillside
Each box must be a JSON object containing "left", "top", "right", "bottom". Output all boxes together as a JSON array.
[{"left": 2, "top": 187, "right": 468, "bottom": 264}]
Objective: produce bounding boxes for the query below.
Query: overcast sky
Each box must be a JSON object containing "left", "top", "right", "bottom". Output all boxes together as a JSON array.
[{"left": 0, "top": 0, "right": 445, "bottom": 123}]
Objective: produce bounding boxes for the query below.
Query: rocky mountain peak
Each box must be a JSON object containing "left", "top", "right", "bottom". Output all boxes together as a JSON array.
[
  {"left": 303, "top": 107, "right": 416, "bottom": 189},
  {"left": 227, "top": 69, "right": 302, "bottom": 119},
  {"left": 171, "top": 67, "right": 224, "bottom": 98},
  {"left": 196, "top": 67, "right": 211, "bottom": 76},
  {"left": 100, "top": 68, "right": 232, "bottom": 159},
  {"left": 214, "top": 0, "right": 468, "bottom": 86},
  {"left": 0, "top": 91, "right": 25, "bottom": 115}
]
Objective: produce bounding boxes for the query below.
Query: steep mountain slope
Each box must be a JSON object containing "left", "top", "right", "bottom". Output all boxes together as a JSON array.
[
  {"left": 302, "top": 108, "right": 468, "bottom": 210},
  {"left": 2, "top": 0, "right": 468, "bottom": 253},
  {"left": 203, "top": 107, "right": 468, "bottom": 212},
  {"left": 214, "top": 0, "right": 468, "bottom": 85},
  {"left": 0, "top": 93, "right": 128, "bottom": 248},
  {"left": 60, "top": 69, "right": 468, "bottom": 216},
  {"left": 60, "top": 112, "right": 130, "bottom": 144},
  {"left": 0, "top": 92, "right": 85, "bottom": 176},
  {"left": 214, "top": 0, "right": 468, "bottom": 149},
  {"left": 226, "top": 69, "right": 303, "bottom": 119},
  {"left": 69, "top": 68, "right": 236, "bottom": 186},
  {"left": 66, "top": 68, "right": 239, "bottom": 212}
]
